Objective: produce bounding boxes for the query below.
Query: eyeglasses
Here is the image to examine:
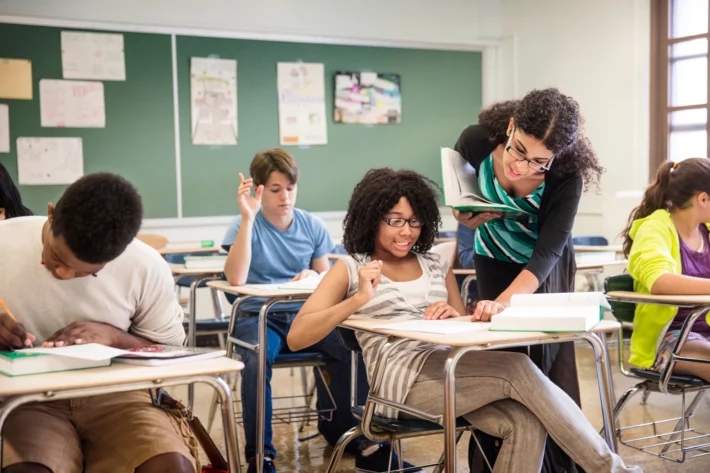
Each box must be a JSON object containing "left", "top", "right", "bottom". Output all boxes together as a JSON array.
[
  {"left": 506, "top": 130, "right": 554, "bottom": 173},
  {"left": 383, "top": 217, "right": 423, "bottom": 228}
]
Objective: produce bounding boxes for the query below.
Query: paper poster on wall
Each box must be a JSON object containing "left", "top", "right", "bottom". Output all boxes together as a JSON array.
[
  {"left": 0, "top": 105, "right": 9, "bottom": 153},
  {"left": 277, "top": 62, "right": 327, "bottom": 145},
  {"left": 334, "top": 72, "right": 402, "bottom": 124},
  {"left": 40, "top": 80, "right": 105, "bottom": 128},
  {"left": 17, "top": 137, "right": 84, "bottom": 185},
  {"left": 0, "top": 58, "right": 32, "bottom": 100},
  {"left": 61, "top": 31, "right": 126, "bottom": 81},
  {"left": 190, "top": 57, "right": 238, "bottom": 146}
]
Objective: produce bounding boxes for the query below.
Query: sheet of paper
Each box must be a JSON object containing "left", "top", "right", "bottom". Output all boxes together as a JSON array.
[
  {"left": 190, "top": 57, "right": 238, "bottom": 145},
  {"left": 0, "top": 104, "right": 9, "bottom": 153},
  {"left": 40, "top": 79, "right": 105, "bottom": 128},
  {"left": 372, "top": 319, "right": 490, "bottom": 335},
  {"left": 21, "top": 343, "right": 127, "bottom": 361},
  {"left": 277, "top": 62, "right": 327, "bottom": 145},
  {"left": 17, "top": 137, "right": 84, "bottom": 185},
  {"left": 61, "top": 31, "right": 126, "bottom": 81},
  {"left": 0, "top": 58, "right": 32, "bottom": 99}
]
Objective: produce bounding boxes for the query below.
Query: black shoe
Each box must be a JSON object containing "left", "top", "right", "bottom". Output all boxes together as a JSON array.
[
  {"left": 355, "top": 443, "right": 423, "bottom": 473},
  {"left": 246, "top": 457, "right": 276, "bottom": 473}
]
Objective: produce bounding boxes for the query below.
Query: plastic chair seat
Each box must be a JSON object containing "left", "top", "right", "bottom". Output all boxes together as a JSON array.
[
  {"left": 629, "top": 367, "right": 709, "bottom": 387},
  {"left": 275, "top": 351, "right": 327, "bottom": 364},
  {"left": 350, "top": 406, "right": 469, "bottom": 433}
]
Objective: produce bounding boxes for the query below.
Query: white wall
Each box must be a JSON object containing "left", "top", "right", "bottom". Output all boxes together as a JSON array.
[{"left": 497, "top": 0, "right": 651, "bottom": 243}]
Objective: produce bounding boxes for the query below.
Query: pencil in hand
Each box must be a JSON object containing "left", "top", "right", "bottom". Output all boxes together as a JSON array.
[{"left": 0, "top": 297, "right": 35, "bottom": 349}]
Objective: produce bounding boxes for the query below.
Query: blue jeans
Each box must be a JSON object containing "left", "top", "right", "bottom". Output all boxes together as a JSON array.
[{"left": 234, "top": 310, "right": 370, "bottom": 461}]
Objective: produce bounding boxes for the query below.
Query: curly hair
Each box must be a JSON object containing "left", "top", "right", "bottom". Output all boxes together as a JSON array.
[
  {"left": 52, "top": 173, "right": 143, "bottom": 264},
  {"left": 343, "top": 168, "right": 441, "bottom": 255},
  {"left": 0, "top": 162, "right": 32, "bottom": 218},
  {"left": 478, "top": 88, "right": 603, "bottom": 190}
]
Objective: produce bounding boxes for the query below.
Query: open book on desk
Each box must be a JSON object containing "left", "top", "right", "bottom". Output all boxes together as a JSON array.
[
  {"left": 489, "top": 292, "right": 611, "bottom": 333},
  {"left": 441, "top": 147, "right": 535, "bottom": 223}
]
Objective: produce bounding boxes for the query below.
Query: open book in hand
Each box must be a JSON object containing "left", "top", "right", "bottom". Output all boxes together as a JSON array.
[
  {"left": 441, "top": 147, "right": 535, "bottom": 222},
  {"left": 489, "top": 292, "right": 611, "bottom": 333}
]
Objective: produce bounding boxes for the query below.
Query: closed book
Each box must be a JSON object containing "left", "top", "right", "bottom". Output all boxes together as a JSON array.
[
  {"left": 0, "top": 350, "right": 111, "bottom": 377},
  {"left": 113, "top": 345, "right": 226, "bottom": 366},
  {"left": 183, "top": 255, "right": 227, "bottom": 270}
]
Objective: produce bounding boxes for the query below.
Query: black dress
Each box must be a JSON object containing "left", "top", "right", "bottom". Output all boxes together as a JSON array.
[{"left": 456, "top": 125, "right": 584, "bottom": 473}]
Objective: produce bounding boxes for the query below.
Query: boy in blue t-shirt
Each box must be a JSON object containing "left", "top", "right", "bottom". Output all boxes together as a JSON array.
[{"left": 223, "top": 149, "right": 418, "bottom": 473}]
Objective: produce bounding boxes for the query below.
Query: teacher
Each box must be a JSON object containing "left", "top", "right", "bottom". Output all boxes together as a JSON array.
[{"left": 454, "top": 88, "right": 603, "bottom": 473}]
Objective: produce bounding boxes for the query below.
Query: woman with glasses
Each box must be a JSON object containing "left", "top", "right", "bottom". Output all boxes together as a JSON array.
[{"left": 453, "top": 88, "right": 603, "bottom": 473}]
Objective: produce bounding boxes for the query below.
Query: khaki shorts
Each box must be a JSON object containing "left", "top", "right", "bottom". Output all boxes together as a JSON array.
[{"left": 2, "top": 390, "right": 200, "bottom": 473}]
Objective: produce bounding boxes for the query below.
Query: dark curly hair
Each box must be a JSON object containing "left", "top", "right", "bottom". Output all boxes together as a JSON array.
[
  {"left": 52, "top": 173, "right": 143, "bottom": 264},
  {"left": 343, "top": 168, "right": 441, "bottom": 255},
  {"left": 478, "top": 88, "right": 603, "bottom": 190},
  {"left": 0, "top": 162, "right": 32, "bottom": 219}
]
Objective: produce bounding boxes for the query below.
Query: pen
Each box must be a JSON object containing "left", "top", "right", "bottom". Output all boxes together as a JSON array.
[{"left": 0, "top": 296, "right": 16, "bottom": 321}]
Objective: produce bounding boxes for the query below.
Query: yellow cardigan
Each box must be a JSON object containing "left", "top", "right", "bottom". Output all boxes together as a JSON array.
[{"left": 627, "top": 209, "right": 710, "bottom": 367}]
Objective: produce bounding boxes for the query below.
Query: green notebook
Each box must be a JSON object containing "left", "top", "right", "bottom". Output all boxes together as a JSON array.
[{"left": 0, "top": 350, "right": 111, "bottom": 377}]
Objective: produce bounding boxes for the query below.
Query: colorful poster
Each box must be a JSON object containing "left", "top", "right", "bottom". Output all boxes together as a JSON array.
[
  {"left": 0, "top": 58, "right": 32, "bottom": 100},
  {"left": 190, "top": 57, "right": 238, "bottom": 145},
  {"left": 0, "top": 105, "right": 9, "bottom": 153},
  {"left": 277, "top": 62, "right": 327, "bottom": 145},
  {"left": 334, "top": 72, "right": 402, "bottom": 124},
  {"left": 61, "top": 31, "right": 126, "bottom": 81},
  {"left": 17, "top": 137, "right": 84, "bottom": 185},
  {"left": 40, "top": 80, "right": 105, "bottom": 128}
]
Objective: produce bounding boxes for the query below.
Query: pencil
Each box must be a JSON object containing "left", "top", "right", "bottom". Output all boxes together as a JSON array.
[{"left": 0, "top": 297, "right": 16, "bottom": 321}]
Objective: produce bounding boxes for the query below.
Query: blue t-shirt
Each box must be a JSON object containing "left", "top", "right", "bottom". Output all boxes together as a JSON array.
[{"left": 222, "top": 208, "right": 334, "bottom": 312}]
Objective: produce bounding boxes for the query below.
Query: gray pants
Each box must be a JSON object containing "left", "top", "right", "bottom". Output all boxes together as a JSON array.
[{"left": 404, "top": 350, "right": 641, "bottom": 473}]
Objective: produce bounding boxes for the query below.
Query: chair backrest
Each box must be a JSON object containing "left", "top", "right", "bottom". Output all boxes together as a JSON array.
[
  {"left": 137, "top": 233, "right": 168, "bottom": 250},
  {"left": 431, "top": 241, "right": 457, "bottom": 268},
  {"left": 572, "top": 235, "right": 609, "bottom": 246},
  {"left": 604, "top": 273, "right": 636, "bottom": 324},
  {"left": 438, "top": 230, "right": 457, "bottom": 239},
  {"left": 332, "top": 243, "right": 348, "bottom": 255}
]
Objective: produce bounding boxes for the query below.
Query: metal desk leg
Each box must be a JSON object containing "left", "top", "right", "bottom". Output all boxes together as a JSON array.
[
  {"left": 187, "top": 274, "right": 219, "bottom": 408},
  {"left": 202, "top": 376, "right": 242, "bottom": 473},
  {"left": 581, "top": 333, "right": 618, "bottom": 453},
  {"left": 443, "top": 347, "right": 469, "bottom": 473},
  {"left": 255, "top": 299, "right": 276, "bottom": 473}
]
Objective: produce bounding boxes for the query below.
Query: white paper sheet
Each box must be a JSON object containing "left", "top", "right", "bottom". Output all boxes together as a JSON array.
[
  {"left": 40, "top": 80, "right": 105, "bottom": 128},
  {"left": 190, "top": 57, "right": 238, "bottom": 145},
  {"left": 277, "top": 62, "right": 327, "bottom": 145},
  {"left": 21, "top": 343, "right": 127, "bottom": 361},
  {"left": 61, "top": 31, "right": 126, "bottom": 81},
  {"left": 17, "top": 137, "right": 84, "bottom": 185},
  {"left": 372, "top": 320, "right": 490, "bottom": 335},
  {"left": 0, "top": 104, "right": 9, "bottom": 153}
]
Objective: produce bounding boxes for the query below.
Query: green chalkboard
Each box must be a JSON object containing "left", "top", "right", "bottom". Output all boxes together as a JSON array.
[{"left": 0, "top": 22, "right": 482, "bottom": 218}]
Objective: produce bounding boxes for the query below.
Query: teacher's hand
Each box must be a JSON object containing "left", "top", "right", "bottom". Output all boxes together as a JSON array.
[{"left": 453, "top": 210, "right": 502, "bottom": 230}]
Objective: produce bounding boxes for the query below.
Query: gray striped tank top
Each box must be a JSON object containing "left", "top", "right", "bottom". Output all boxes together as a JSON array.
[{"left": 341, "top": 252, "right": 451, "bottom": 419}]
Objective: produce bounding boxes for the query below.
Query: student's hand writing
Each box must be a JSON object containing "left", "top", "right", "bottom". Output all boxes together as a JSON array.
[
  {"left": 470, "top": 300, "right": 507, "bottom": 322},
  {"left": 238, "top": 172, "right": 264, "bottom": 221},
  {"left": 423, "top": 302, "right": 460, "bottom": 320},
  {"left": 0, "top": 313, "right": 35, "bottom": 349},
  {"left": 292, "top": 269, "right": 319, "bottom": 281},
  {"left": 453, "top": 210, "right": 502, "bottom": 230},
  {"left": 42, "top": 321, "right": 122, "bottom": 348},
  {"left": 356, "top": 260, "right": 383, "bottom": 303}
]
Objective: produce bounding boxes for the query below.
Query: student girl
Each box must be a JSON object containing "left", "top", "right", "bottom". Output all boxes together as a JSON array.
[
  {"left": 621, "top": 158, "right": 710, "bottom": 381},
  {"left": 287, "top": 167, "right": 640, "bottom": 473},
  {"left": 453, "top": 88, "right": 603, "bottom": 472}
]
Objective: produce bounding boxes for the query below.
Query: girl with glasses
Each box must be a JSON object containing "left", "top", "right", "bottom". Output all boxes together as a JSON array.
[{"left": 453, "top": 88, "right": 603, "bottom": 473}]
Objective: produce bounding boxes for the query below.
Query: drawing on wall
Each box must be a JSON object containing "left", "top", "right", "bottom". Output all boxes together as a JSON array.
[
  {"left": 190, "top": 57, "right": 238, "bottom": 146},
  {"left": 0, "top": 58, "right": 33, "bottom": 100},
  {"left": 40, "top": 80, "right": 105, "bottom": 128},
  {"left": 0, "top": 105, "right": 9, "bottom": 153},
  {"left": 61, "top": 31, "right": 126, "bottom": 81},
  {"left": 334, "top": 72, "right": 401, "bottom": 124},
  {"left": 277, "top": 62, "right": 327, "bottom": 145},
  {"left": 17, "top": 137, "right": 84, "bottom": 185}
]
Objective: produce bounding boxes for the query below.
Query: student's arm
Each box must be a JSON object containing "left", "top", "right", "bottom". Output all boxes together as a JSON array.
[
  {"left": 288, "top": 260, "right": 380, "bottom": 351},
  {"left": 423, "top": 269, "right": 466, "bottom": 319},
  {"left": 224, "top": 174, "right": 263, "bottom": 286},
  {"left": 311, "top": 255, "right": 330, "bottom": 274},
  {"left": 456, "top": 224, "right": 476, "bottom": 269},
  {"left": 651, "top": 273, "right": 710, "bottom": 295}
]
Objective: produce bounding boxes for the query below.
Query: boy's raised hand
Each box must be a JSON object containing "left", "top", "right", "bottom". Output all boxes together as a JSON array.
[{"left": 238, "top": 172, "right": 264, "bottom": 220}]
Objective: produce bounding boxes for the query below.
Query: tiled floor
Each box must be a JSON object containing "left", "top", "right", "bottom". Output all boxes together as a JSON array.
[{"left": 175, "top": 342, "right": 710, "bottom": 472}]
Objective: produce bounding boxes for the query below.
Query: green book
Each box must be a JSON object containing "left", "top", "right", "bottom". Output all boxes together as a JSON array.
[
  {"left": 0, "top": 350, "right": 111, "bottom": 377},
  {"left": 441, "top": 147, "right": 536, "bottom": 223},
  {"left": 183, "top": 254, "right": 228, "bottom": 270}
]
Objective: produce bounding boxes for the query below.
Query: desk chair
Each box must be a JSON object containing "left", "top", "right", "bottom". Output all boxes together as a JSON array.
[
  {"left": 605, "top": 274, "right": 710, "bottom": 463},
  {"left": 573, "top": 235, "right": 610, "bottom": 291},
  {"left": 326, "top": 327, "right": 490, "bottom": 473},
  {"left": 136, "top": 233, "right": 169, "bottom": 250},
  {"left": 206, "top": 293, "right": 336, "bottom": 449}
]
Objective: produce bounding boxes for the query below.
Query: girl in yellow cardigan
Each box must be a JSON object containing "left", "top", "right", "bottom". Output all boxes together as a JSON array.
[{"left": 621, "top": 158, "right": 710, "bottom": 381}]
